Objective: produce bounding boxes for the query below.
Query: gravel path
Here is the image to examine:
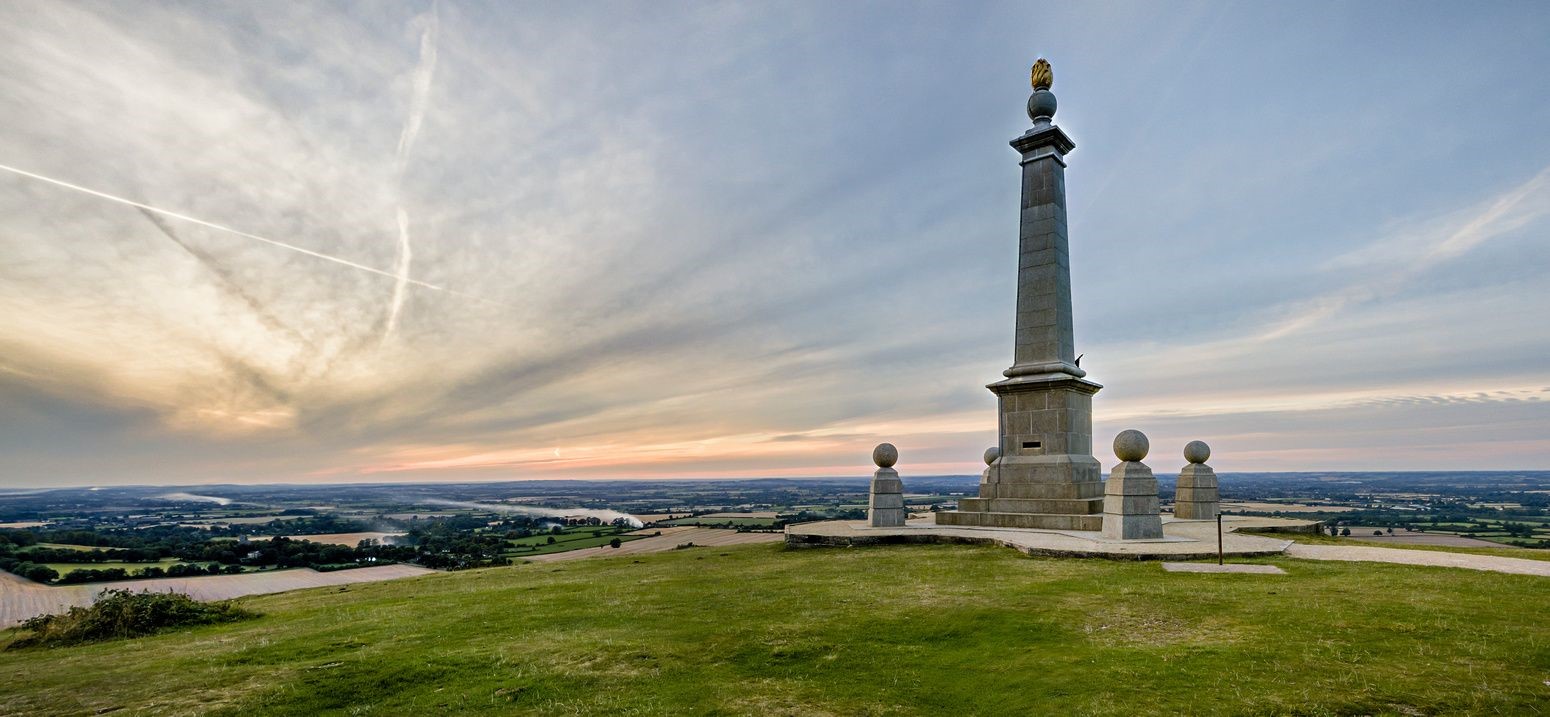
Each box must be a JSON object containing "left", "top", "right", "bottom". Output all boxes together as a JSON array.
[
  {"left": 1286, "top": 544, "right": 1550, "bottom": 577},
  {"left": 0, "top": 564, "right": 435, "bottom": 628}
]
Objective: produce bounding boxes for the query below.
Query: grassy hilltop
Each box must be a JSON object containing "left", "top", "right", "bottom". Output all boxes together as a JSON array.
[{"left": 2, "top": 543, "right": 1547, "bottom": 716}]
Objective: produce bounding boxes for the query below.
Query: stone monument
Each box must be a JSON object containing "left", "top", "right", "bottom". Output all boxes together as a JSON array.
[
  {"left": 868, "top": 443, "right": 907, "bottom": 528},
  {"left": 937, "top": 58, "right": 1105, "bottom": 531},
  {"left": 1173, "top": 440, "right": 1220, "bottom": 520},
  {"left": 1101, "top": 430, "right": 1164, "bottom": 540}
]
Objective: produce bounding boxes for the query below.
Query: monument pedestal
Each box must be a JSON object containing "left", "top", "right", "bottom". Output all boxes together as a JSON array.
[
  {"left": 938, "top": 374, "right": 1104, "bottom": 531},
  {"left": 1102, "top": 460, "right": 1163, "bottom": 540},
  {"left": 1100, "top": 429, "right": 1164, "bottom": 540},
  {"left": 1173, "top": 441, "right": 1220, "bottom": 520}
]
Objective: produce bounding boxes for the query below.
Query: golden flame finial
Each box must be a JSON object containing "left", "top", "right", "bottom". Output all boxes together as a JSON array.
[{"left": 1030, "top": 59, "right": 1053, "bottom": 91}]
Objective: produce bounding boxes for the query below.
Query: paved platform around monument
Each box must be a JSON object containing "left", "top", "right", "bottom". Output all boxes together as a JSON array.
[
  {"left": 785, "top": 515, "right": 1312, "bottom": 560},
  {"left": 1162, "top": 562, "right": 1287, "bottom": 574}
]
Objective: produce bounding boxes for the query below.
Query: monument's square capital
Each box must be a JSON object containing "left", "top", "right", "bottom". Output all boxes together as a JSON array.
[{"left": 1011, "top": 124, "right": 1075, "bottom": 159}]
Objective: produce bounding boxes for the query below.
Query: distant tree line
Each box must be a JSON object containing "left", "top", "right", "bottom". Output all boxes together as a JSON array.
[
  {"left": 55, "top": 563, "right": 246, "bottom": 585},
  {"left": 0, "top": 528, "right": 418, "bottom": 584}
]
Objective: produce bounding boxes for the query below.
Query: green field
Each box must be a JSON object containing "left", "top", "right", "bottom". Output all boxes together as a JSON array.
[
  {"left": 3, "top": 543, "right": 1547, "bottom": 715},
  {"left": 503, "top": 527, "right": 642, "bottom": 556},
  {"left": 37, "top": 560, "right": 241, "bottom": 578},
  {"left": 40, "top": 560, "right": 177, "bottom": 575},
  {"left": 35, "top": 543, "right": 99, "bottom": 552}
]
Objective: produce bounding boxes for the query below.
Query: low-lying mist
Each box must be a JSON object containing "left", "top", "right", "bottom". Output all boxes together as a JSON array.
[{"left": 419, "top": 499, "right": 643, "bottom": 528}]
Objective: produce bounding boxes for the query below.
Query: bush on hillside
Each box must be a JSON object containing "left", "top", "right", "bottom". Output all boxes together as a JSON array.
[{"left": 7, "top": 589, "right": 255, "bottom": 649}]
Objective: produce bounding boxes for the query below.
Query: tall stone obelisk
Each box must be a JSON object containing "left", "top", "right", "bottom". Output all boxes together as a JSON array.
[{"left": 937, "top": 59, "right": 1104, "bottom": 531}]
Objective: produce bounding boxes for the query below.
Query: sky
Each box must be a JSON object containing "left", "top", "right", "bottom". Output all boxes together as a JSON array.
[{"left": 1, "top": 1, "right": 1548, "bottom": 487}]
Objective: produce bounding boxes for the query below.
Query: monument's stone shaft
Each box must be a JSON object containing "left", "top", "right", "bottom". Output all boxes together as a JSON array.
[
  {"left": 1008, "top": 127, "right": 1079, "bottom": 378},
  {"left": 937, "top": 59, "right": 1105, "bottom": 531}
]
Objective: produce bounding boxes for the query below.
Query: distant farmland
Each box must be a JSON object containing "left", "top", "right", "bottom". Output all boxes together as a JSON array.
[
  {"left": 504, "top": 526, "right": 643, "bottom": 557},
  {"left": 658, "top": 515, "right": 780, "bottom": 528},
  {"left": 524, "top": 527, "right": 782, "bottom": 562}
]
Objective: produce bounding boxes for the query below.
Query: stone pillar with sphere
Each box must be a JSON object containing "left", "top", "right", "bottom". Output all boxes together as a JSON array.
[
  {"left": 868, "top": 443, "right": 907, "bottom": 528},
  {"left": 978, "top": 446, "right": 1001, "bottom": 491},
  {"left": 1173, "top": 440, "right": 1219, "bottom": 520},
  {"left": 1102, "top": 430, "right": 1164, "bottom": 540},
  {"left": 936, "top": 58, "right": 1104, "bottom": 532}
]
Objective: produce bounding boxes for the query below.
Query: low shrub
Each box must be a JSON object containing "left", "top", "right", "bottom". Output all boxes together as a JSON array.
[{"left": 8, "top": 589, "right": 255, "bottom": 649}]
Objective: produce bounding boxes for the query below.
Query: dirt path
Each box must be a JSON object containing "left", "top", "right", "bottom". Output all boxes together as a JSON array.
[
  {"left": 0, "top": 564, "right": 435, "bottom": 628},
  {"left": 1286, "top": 544, "right": 1550, "bottom": 577}
]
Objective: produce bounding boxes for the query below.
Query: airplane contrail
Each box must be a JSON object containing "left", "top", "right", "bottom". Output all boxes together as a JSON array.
[
  {"left": 395, "top": 3, "right": 439, "bottom": 167},
  {"left": 138, "top": 207, "right": 309, "bottom": 344},
  {"left": 383, "top": 2, "right": 440, "bottom": 340},
  {"left": 0, "top": 161, "right": 500, "bottom": 306},
  {"left": 384, "top": 206, "right": 415, "bottom": 337}
]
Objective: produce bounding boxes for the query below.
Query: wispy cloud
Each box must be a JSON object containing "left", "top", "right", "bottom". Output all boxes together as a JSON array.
[
  {"left": 1256, "top": 167, "right": 1550, "bottom": 342},
  {"left": 1088, "top": 165, "right": 1550, "bottom": 404}
]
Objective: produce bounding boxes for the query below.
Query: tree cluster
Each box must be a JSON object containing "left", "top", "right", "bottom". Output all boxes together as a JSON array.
[{"left": 54, "top": 563, "right": 244, "bottom": 585}]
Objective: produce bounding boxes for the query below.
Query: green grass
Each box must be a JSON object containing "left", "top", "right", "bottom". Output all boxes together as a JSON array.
[
  {"left": 1271, "top": 532, "right": 1550, "bottom": 561},
  {"left": 2, "top": 544, "right": 1547, "bottom": 715}
]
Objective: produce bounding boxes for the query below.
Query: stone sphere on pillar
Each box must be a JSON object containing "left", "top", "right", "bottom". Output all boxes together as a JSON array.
[
  {"left": 1027, "top": 90, "right": 1057, "bottom": 123},
  {"left": 872, "top": 443, "right": 898, "bottom": 468},
  {"left": 1184, "top": 440, "right": 1211, "bottom": 465},
  {"left": 1113, "top": 430, "right": 1149, "bottom": 462},
  {"left": 983, "top": 447, "right": 1001, "bottom": 466}
]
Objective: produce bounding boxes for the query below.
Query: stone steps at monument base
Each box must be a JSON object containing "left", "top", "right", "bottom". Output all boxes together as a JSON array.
[
  {"left": 956, "top": 497, "right": 1103, "bottom": 515},
  {"left": 934, "top": 510, "right": 1103, "bottom": 531},
  {"left": 977, "top": 481, "right": 1105, "bottom": 500}
]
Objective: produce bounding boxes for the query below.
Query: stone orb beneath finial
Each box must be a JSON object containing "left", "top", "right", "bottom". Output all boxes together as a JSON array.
[
  {"left": 1028, "top": 91, "right": 1057, "bottom": 123},
  {"left": 983, "top": 446, "right": 1000, "bottom": 466},
  {"left": 873, "top": 443, "right": 898, "bottom": 469},
  {"left": 1184, "top": 440, "right": 1211, "bottom": 465},
  {"left": 1113, "top": 430, "right": 1149, "bottom": 462}
]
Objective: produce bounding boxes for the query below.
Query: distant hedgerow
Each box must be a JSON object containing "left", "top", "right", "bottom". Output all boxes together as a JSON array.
[{"left": 7, "top": 589, "right": 256, "bottom": 649}]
